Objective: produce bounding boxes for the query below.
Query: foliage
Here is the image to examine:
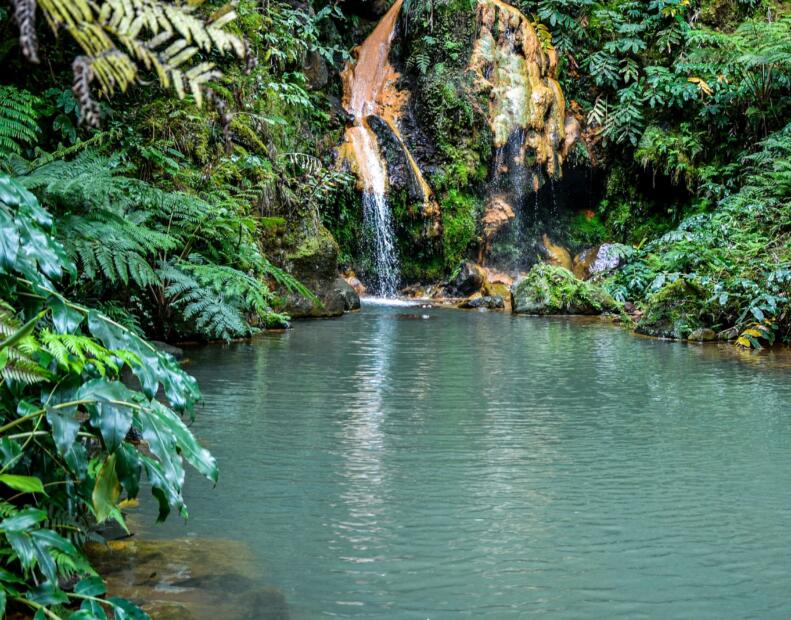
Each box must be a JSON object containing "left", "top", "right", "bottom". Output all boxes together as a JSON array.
[
  {"left": 7, "top": 0, "right": 246, "bottom": 126},
  {"left": 14, "top": 151, "right": 289, "bottom": 340},
  {"left": 605, "top": 124, "right": 791, "bottom": 343},
  {"left": 0, "top": 173, "right": 215, "bottom": 618},
  {"left": 0, "top": 86, "right": 39, "bottom": 157}
]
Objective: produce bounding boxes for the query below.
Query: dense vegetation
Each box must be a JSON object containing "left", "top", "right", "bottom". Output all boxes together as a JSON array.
[
  {"left": 0, "top": 0, "right": 348, "bottom": 615},
  {"left": 0, "top": 0, "right": 788, "bottom": 615}
]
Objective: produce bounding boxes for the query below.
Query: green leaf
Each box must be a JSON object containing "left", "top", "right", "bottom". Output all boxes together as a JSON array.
[
  {"left": 76, "top": 598, "right": 109, "bottom": 620},
  {"left": 27, "top": 582, "right": 69, "bottom": 606},
  {"left": 0, "top": 474, "right": 45, "bottom": 494},
  {"left": 93, "top": 453, "right": 121, "bottom": 523},
  {"left": 46, "top": 404, "right": 81, "bottom": 459},
  {"left": 78, "top": 379, "right": 136, "bottom": 452},
  {"left": 75, "top": 575, "right": 107, "bottom": 596},
  {"left": 0, "top": 507, "right": 47, "bottom": 532},
  {"left": 108, "top": 596, "right": 151, "bottom": 620},
  {"left": 0, "top": 588, "right": 5, "bottom": 618}
]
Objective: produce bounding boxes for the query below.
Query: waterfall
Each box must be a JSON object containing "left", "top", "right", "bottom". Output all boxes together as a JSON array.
[{"left": 340, "top": 0, "right": 441, "bottom": 297}]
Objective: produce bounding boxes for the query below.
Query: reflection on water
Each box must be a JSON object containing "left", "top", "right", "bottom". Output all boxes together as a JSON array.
[{"left": 134, "top": 306, "right": 791, "bottom": 619}]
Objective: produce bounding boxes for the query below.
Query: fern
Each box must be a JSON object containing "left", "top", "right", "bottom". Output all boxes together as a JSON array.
[
  {"left": 158, "top": 257, "right": 274, "bottom": 339},
  {"left": 14, "top": 0, "right": 246, "bottom": 125},
  {"left": 0, "top": 85, "right": 40, "bottom": 157},
  {"left": 0, "top": 300, "right": 49, "bottom": 385}
]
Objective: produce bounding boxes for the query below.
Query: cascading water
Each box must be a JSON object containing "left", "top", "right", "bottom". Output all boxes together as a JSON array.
[
  {"left": 355, "top": 124, "right": 400, "bottom": 297},
  {"left": 339, "top": 0, "right": 406, "bottom": 297}
]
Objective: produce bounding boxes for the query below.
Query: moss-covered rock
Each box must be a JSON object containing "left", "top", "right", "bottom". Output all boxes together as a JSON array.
[
  {"left": 511, "top": 264, "right": 620, "bottom": 315},
  {"left": 635, "top": 278, "right": 712, "bottom": 340}
]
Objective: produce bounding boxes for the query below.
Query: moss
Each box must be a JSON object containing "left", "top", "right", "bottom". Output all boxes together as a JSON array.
[
  {"left": 511, "top": 264, "right": 620, "bottom": 315},
  {"left": 441, "top": 189, "right": 480, "bottom": 271},
  {"left": 567, "top": 212, "right": 607, "bottom": 251},
  {"left": 636, "top": 278, "right": 714, "bottom": 340}
]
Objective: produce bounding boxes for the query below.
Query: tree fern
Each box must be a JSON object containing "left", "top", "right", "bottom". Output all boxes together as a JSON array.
[{"left": 0, "top": 85, "right": 40, "bottom": 157}]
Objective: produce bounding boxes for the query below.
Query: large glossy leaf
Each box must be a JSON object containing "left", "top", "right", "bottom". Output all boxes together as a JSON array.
[
  {"left": 139, "top": 454, "right": 184, "bottom": 522},
  {"left": 87, "top": 311, "right": 199, "bottom": 411},
  {"left": 46, "top": 403, "right": 81, "bottom": 458},
  {"left": 146, "top": 401, "right": 217, "bottom": 483},
  {"left": 77, "top": 379, "right": 136, "bottom": 452},
  {"left": 27, "top": 582, "right": 69, "bottom": 606},
  {"left": 0, "top": 474, "right": 45, "bottom": 494},
  {"left": 0, "top": 507, "right": 47, "bottom": 532},
  {"left": 75, "top": 575, "right": 107, "bottom": 596},
  {"left": 108, "top": 596, "right": 151, "bottom": 620}
]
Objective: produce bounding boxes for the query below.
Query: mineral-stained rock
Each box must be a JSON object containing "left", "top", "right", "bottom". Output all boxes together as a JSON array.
[
  {"left": 573, "top": 244, "right": 627, "bottom": 280},
  {"left": 511, "top": 263, "right": 619, "bottom": 315},
  {"left": 539, "top": 234, "right": 573, "bottom": 271}
]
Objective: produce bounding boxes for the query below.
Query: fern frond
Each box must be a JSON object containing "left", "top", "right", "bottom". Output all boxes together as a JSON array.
[{"left": 0, "top": 86, "right": 40, "bottom": 157}]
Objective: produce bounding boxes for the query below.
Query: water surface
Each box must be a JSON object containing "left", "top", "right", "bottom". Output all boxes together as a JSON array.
[{"left": 139, "top": 304, "right": 791, "bottom": 619}]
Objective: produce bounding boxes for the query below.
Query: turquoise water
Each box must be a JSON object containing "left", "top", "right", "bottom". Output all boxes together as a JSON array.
[{"left": 140, "top": 303, "right": 791, "bottom": 619}]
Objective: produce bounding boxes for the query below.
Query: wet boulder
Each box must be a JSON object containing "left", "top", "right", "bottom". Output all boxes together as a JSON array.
[
  {"left": 449, "top": 261, "right": 486, "bottom": 296},
  {"left": 459, "top": 295, "right": 505, "bottom": 310},
  {"left": 511, "top": 264, "right": 620, "bottom": 315},
  {"left": 277, "top": 226, "right": 348, "bottom": 319},
  {"left": 335, "top": 277, "right": 361, "bottom": 311}
]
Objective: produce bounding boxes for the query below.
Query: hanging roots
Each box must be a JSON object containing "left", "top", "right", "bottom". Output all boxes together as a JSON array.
[
  {"left": 72, "top": 56, "right": 101, "bottom": 128},
  {"left": 11, "top": 0, "right": 39, "bottom": 63}
]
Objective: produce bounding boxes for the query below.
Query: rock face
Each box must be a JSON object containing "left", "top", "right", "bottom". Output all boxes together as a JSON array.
[
  {"left": 511, "top": 263, "right": 620, "bottom": 315},
  {"left": 449, "top": 261, "right": 486, "bottom": 296},
  {"left": 469, "top": 0, "right": 575, "bottom": 177},
  {"left": 635, "top": 279, "right": 711, "bottom": 340},
  {"left": 460, "top": 295, "right": 505, "bottom": 310}
]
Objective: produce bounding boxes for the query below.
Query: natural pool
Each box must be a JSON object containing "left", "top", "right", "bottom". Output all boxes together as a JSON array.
[{"left": 131, "top": 303, "right": 791, "bottom": 619}]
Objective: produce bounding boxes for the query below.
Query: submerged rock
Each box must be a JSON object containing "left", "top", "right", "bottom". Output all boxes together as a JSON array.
[
  {"left": 459, "top": 295, "right": 505, "bottom": 310},
  {"left": 87, "top": 538, "right": 290, "bottom": 620},
  {"left": 449, "top": 261, "right": 487, "bottom": 296},
  {"left": 511, "top": 263, "right": 619, "bottom": 315},
  {"left": 688, "top": 327, "right": 717, "bottom": 342},
  {"left": 635, "top": 279, "right": 712, "bottom": 340}
]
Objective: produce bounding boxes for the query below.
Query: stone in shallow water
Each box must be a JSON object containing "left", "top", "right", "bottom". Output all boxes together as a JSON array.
[
  {"left": 688, "top": 327, "right": 718, "bottom": 342},
  {"left": 459, "top": 295, "right": 505, "bottom": 310},
  {"left": 87, "top": 538, "right": 290, "bottom": 620}
]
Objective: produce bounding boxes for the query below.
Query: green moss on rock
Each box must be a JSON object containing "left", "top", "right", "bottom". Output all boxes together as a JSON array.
[
  {"left": 511, "top": 264, "right": 620, "bottom": 315},
  {"left": 635, "top": 278, "right": 713, "bottom": 340}
]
